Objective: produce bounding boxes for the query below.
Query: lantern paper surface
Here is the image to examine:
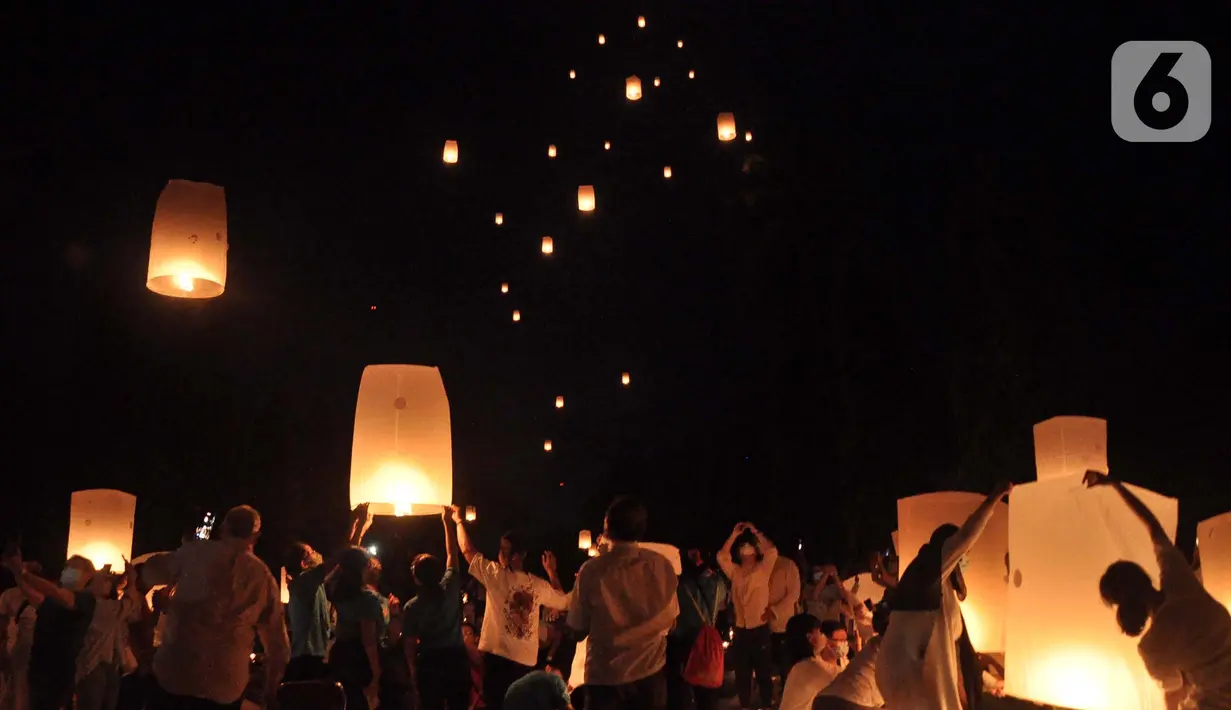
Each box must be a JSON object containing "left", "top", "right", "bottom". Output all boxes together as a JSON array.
[
  {"left": 556, "top": 396, "right": 564, "bottom": 409},
  {"left": 677, "top": 40, "right": 684, "bottom": 48},
  {"left": 1033, "top": 416, "right": 1108, "bottom": 481},
  {"left": 639, "top": 542, "right": 682, "bottom": 575},
  {"left": 638, "top": 15, "right": 646, "bottom": 28},
  {"left": 688, "top": 70, "right": 695, "bottom": 79},
  {"left": 1197, "top": 512, "right": 1231, "bottom": 612},
  {"left": 548, "top": 144, "right": 557, "bottom": 158},
  {"left": 897, "top": 491, "right": 1008, "bottom": 653},
  {"left": 279, "top": 567, "right": 290, "bottom": 604},
  {"left": 604, "top": 141, "right": 611, "bottom": 150},
  {"left": 891, "top": 530, "right": 899, "bottom": 555},
  {"left": 842, "top": 574, "right": 887, "bottom": 606},
  {"left": 495, "top": 213, "right": 503, "bottom": 225},
  {"left": 349, "top": 365, "right": 453, "bottom": 517},
  {"left": 442, "top": 140, "right": 458, "bottom": 164},
  {"left": 597, "top": 34, "right": 606, "bottom": 45},
  {"left": 663, "top": 166, "right": 672, "bottom": 178},
  {"left": 146, "top": 180, "right": 228, "bottom": 299},
  {"left": 541, "top": 237, "right": 554, "bottom": 254},
  {"left": 717, "top": 113, "right": 737, "bottom": 141},
  {"left": 1005, "top": 475, "right": 1177, "bottom": 710},
  {"left": 577, "top": 185, "right": 595, "bottom": 212},
  {"left": 67, "top": 489, "right": 136, "bottom": 571},
  {"left": 626, "top": 76, "right": 642, "bottom": 101},
  {"left": 621, "top": 372, "right": 631, "bottom": 386},
  {"left": 465, "top": 506, "right": 477, "bottom": 522},
  {"left": 653, "top": 77, "right": 661, "bottom": 87},
  {"left": 501, "top": 282, "right": 509, "bottom": 294},
  {"left": 569, "top": 69, "right": 576, "bottom": 79},
  {"left": 512, "top": 310, "right": 521, "bottom": 322},
  {"left": 745, "top": 131, "right": 753, "bottom": 142},
  {"left": 544, "top": 440, "right": 553, "bottom": 451},
  {"left": 579, "top": 530, "right": 592, "bottom": 550}
]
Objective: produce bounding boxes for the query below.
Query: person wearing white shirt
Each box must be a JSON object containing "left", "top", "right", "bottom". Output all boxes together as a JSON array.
[
  {"left": 779, "top": 614, "right": 841, "bottom": 710},
  {"left": 0, "top": 562, "right": 42, "bottom": 710},
  {"left": 815, "top": 604, "right": 889, "bottom": 710},
  {"left": 768, "top": 552, "right": 802, "bottom": 693},
  {"left": 717, "top": 522, "right": 778, "bottom": 710}
]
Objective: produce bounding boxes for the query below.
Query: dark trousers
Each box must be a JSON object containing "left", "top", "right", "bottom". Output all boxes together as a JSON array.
[
  {"left": 29, "top": 671, "right": 74, "bottom": 710},
  {"left": 481, "top": 653, "right": 532, "bottom": 710},
  {"left": 770, "top": 631, "right": 791, "bottom": 693},
  {"left": 732, "top": 625, "right": 773, "bottom": 709},
  {"left": 663, "top": 636, "right": 720, "bottom": 710},
  {"left": 415, "top": 646, "right": 472, "bottom": 710},
  {"left": 144, "top": 681, "right": 242, "bottom": 710},
  {"left": 586, "top": 670, "right": 668, "bottom": 710},
  {"left": 284, "top": 655, "right": 328, "bottom": 682}
]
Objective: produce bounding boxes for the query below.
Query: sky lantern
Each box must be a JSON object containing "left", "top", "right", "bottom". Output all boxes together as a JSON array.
[
  {"left": 577, "top": 185, "right": 595, "bottom": 212},
  {"left": 717, "top": 113, "right": 737, "bottom": 141},
  {"left": 544, "top": 440, "right": 553, "bottom": 452},
  {"left": 597, "top": 34, "right": 606, "bottom": 45},
  {"left": 548, "top": 144, "right": 557, "bottom": 158},
  {"left": 662, "top": 166, "right": 673, "bottom": 179},
  {"left": 745, "top": 131, "right": 753, "bottom": 142},
  {"left": 653, "top": 76, "right": 661, "bottom": 87},
  {"left": 897, "top": 491, "right": 1008, "bottom": 653},
  {"left": 500, "top": 282, "right": 509, "bottom": 294},
  {"left": 465, "top": 506, "right": 477, "bottom": 522},
  {"left": 603, "top": 141, "right": 611, "bottom": 150},
  {"left": 579, "top": 530, "right": 592, "bottom": 550},
  {"left": 1198, "top": 512, "right": 1231, "bottom": 612},
  {"left": 349, "top": 365, "right": 453, "bottom": 517},
  {"left": 1033, "top": 416, "right": 1107, "bottom": 481},
  {"left": 146, "top": 179, "right": 228, "bottom": 299},
  {"left": 621, "top": 372, "right": 631, "bottom": 386},
  {"left": 556, "top": 396, "right": 565, "bottom": 409},
  {"left": 495, "top": 212, "right": 503, "bottom": 225},
  {"left": 512, "top": 310, "right": 521, "bottom": 322},
  {"left": 688, "top": 70, "right": 695, "bottom": 79},
  {"left": 677, "top": 39, "right": 684, "bottom": 48},
  {"left": 588, "top": 547, "right": 599, "bottom": 558},
  {"left": 279, "top": 567, "right": 290, "bottom": 604},
  {"left": 541, "top": 237, "right": 554, "bottom": 254},
  {"left": 569, "top": 69, "right": 576, "bottom": 79},
  {"left": 1005, "top": 476, "right": 1177, "bottom": 710},
  {"left": 625, "top": 75, "right": 642, "bottom": 101},
  {"left": 442, "top": 140, "right": 458, "bottom": 164},
  {"left": 67, "top": 489, "right": 136, "bottom": 571},
  {"left": 637, "top": 16, "right": 646, "bottom": 28}
]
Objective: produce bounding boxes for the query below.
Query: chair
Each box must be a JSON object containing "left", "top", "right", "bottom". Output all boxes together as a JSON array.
[{"left": 277, "top": 680, "right": 347, "bottom": 710}]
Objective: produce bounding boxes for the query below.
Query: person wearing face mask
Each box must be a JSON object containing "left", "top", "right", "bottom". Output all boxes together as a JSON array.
[
  {"left": 815, "top": 604, "right": 890, "bottom": 710},
  {"left": 876, "top": 482, "right": 1011, "bottom": 710},
  {"left": 717, "top": 522, "right": 778, "bottom": 710},
  {"left": 777, "top": 614, "right": 839, "bottom": 710},
  {"left": 1087, "top": 470, "right": 1231, "bottom": 710},
  {"left": 1, "top": 551, "right": 98, "bottom": 710}
]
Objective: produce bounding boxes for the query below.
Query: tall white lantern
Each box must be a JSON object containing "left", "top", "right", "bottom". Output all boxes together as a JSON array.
[
  {"left": 1005, "top": 476, "right": 1176, "bottom": 710},
  {"left": 897, "top": 491, "right": 1008, "bottom": 653},
  {"left": 625, "top": 76, "right": 642, "bottom": 101},
  {"left": 349, "top": 365, "right": 453, "bottom": 517},
  {"left": 717, "top": 113, "right": 737, "bottom": 142},
  {"left": 67, "top": 489, "right": 136, "bottom": 571},
  {"left": 577, "top": 185, "right": 596, "bottom": 212},
  {"left": 1034, "top": 416, "right": 1107, "bottom": 481},
  {"left": 146, "top": 180, "right": 228, "bottom": 299},
  {"left": 1197, "top": 512, "right": 1231, "bottom": 612}
]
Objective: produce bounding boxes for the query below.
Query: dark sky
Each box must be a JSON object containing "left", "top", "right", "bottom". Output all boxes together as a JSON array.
[{"left": 1, "top": 4, "right": 1225, "bottom": 575}]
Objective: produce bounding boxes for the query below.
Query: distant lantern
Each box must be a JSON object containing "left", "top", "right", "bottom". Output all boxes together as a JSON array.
[
  {"left": 146, "top": 179, "right": 229, "bottom": 299},
  {"left": 621, "top": 372, "right": 631, "bottom": 386},
  {"left": 442, "top": 140, "right": 458, "bottom": 164},
  {"left": 717, "top": 113, "right": 737, "bottom": 141},
  {"left": 688, "top": 70, "right": 695, "bottom": 79},
  {"left": 350, "top": 365, "right": 453, "bottom": 517},
  {"left": 494, "top": 212, "right": 503, "bottom": 225},
  {"left": 465, "top": 506, "right": 477, "bottom": 522},
  {"left": 579, "top": 530, "right": 593, "bottom": 550},
  {"left": 500, "top": 282, "right": 509, "bottom": 294},
  {"left": 662, "top": 166, "right": 673, "bottom": 179},
  {"left": 279, "top": 567, "right": 290, "bottom": 604},
  {"left": 556, "top": 396, "right": 565, "bottom": 409},
  {"left": 577, "top": 185, "right": 596, "bottom": 212},
  {"left": 541, "top": 237, "right": 554, "bottom": 254},
  {"left": 548, "top": 144, "right": 557, "bottom": 158},
  {"left": 569, "top": 69, "right": 576, "bottom": 79},
  {"left": 653, "top": 76, "right": 661, "bottom": 87},
  {"left": 637, "top": 16, "right": 646, "bottom": 28},
  {"left": 512, "top": 310, "right": 521, "bottom": 322},
  {"left": 625, "top": 75, "right": 642, "bottom": 101},
  {"left": 677, "top": 39, "right": 684, "bottom": 48},
  {"left": 745, "top": 131, "right": 753, "bottom": 142},
  {"left": 544, "top": 440, "right": 553, "bottom": 452},
  {"left": 588, "top": 547, "right": 599, "bottom": 558},
  {"left": 597, "top": 34, "right": 606, "bottom": 45},
  {"left": 67, "top": 489, "right": 136, "bottom": 571},
  {"left": 603, "top": 141, "right": 611, "bottom": 150}
]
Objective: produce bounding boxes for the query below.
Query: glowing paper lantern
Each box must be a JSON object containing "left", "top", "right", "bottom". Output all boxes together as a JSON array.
[
  {"left": 891, "top": 530, "right": 899, "bottom": 555},
  {"left": 745, "top": 131, "right": 753, "bottom": 142},
  {"left": 541, "top": 237, "right": 554, "bottom": 254},
  {"left": 597, "top": 34, "right": 606, "bottom": 45},
  {"left": 1197, "top": 512, "right": 1231, "bottom": 612},
  {"left": 442, "top": 140, "right": 458, "bottom": 164},
  {"left": 279, "top": 567, "right": 290, "bottom": 605},
  {"left": 577, "top": 185, "right": 595, "bottom": 212},
  {"left": 677, "top": 40, "right": 684, "bottom": 48},
  {"left": 555, "top": 396, "right": 565, "bottom": 409},
  {"left": 500, "top": 282, "right": 509, "bottom": 294},
  {"left": 604, "top": 141, "right": 611, "bottom": 150},
  {"left": 626, "top": 76, "right": 642, "bottom": 101},
  {"left": 588, "top": 547, "right": 599, "bottom": 558},
  {"left": 146, "top": 179, "right": 228, "bottom": 299},
  {"left": 637, "top": 16, "right": 646, "bottom": 28},
  {"left": 717, "top": 113, "right": 737, "bottom": 142},
  {"left": 1005, "top": 475, "right": 1177, "bottom": 710},
  {"left": 662, "top": 166, "right": 673, "bottom": 179},
  {"left": 569, "top": 69, "right": 576, "bottom": 79},
  {"left": 548, "top": 144, "right": 557, "bottom": 158},
  {"left": 579, "top": 530, "right": 593, "bottom": 550},
  {"left": 688, "top": 70, "right": 695, "bottom": 79},
  {"left": 621, "top": 372, "right": 631, "bottom": 386},
  {"left": 653, "top": 77, "right": 661, "bottom": 87},
  {"left": 465, "top": 506, "right": 477, "bottom": 522},
  {"left": 349, "top": 365, "right": 453, "bottom": 517},
  {"left": 1033, "top": 416, "right": 1108, "bottom": 481},
  {"left": 495, "top": 213, "right": 503, "bottom": 225},
  {"left": 512, "top": 310, "right": 521, "bottom": 322},
  {"left": 897, "top": 491, "right": 1008, "bottom": 653},
  {"left": 67, "top": 489, "right": 136, "bottom": 571},
  {"left": 544, "top": 440, "right": 553, "bottom": 452}
]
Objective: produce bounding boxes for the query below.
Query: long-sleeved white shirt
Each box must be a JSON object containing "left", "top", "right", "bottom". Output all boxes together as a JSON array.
[{"left": 718, "top": 543, "right": 779, "bottom": 629}]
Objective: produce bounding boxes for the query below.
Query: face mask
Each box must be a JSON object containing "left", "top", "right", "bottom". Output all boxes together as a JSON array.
[
  {"left": 812, "top": 571, "right": 824, "bottom": 582},
  {"left": 958, "top": 555, "right": 971, "bottom": 571},
  {"left": 833, "top": 642, "right": 850, "bottom": 658},
  {"left": 60, "top": 569, "right": 82, "bottom": 589},
  {"left": 739, "top": 544, "right": 756, "bottom": 559}
]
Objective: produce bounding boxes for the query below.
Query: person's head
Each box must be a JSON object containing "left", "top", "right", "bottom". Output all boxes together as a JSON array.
[
  {"left": 810, "top": 564, "right": 826, "bottom": 583},
  {"left": 734, "top": 534, "right": 761, "bottom": 570},
  {"left": 327, "top": 546, "right": 374, "bottom": 604},
  {"left": 928, "top": 523, "right": 966, "bottom": 599},
  {"left": 285, "top": 542, "right": 323, "bottom": 578},
  {"left": 687, "top": 549, "right": 705, "bottom": 569},
  {"left": 412, "top": 553, "right": 445, "bottom": 590},
  {"left": 60, "top": 555, "right": 95, "bottom": 592},
  {"left": 604, "top": 496, "right": 648, "bottom": 543},
  {"left": 499, "top": 530, "right": 528, "bottom": 571},
  {"left": 1100, "top": 560, "right": 1163, "bottom": 637},
  {"left": 221, "top": 505, "right": 262, "bottom": 550},
  {"left": 821, "top": 620, "right": 849, "bottom": 659},
  {"left": 785, "top": 613, "right": 824, "bottom": 667},
  {"left": 461, "top": 622, "right": 478, "bottom": 647},
  {"left": 365, "top": 556, "right": 383, "bottom": 588},
  {"left": 24, "top": 561, "right": 43, "bottom": 578}
]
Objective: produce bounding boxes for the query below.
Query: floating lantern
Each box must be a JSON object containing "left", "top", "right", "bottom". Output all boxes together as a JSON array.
[
  {"left": 442, "top": 140, "right": 458, "bottom": 164},
  {"left": 603, "top": 141, "right": 611, "bottom": 150},
  {"left": 569, "top": 69, "right": 576, "bottom": 80},
  {"left": 677, "top": 40, "right": 684, "bottom": 48},
  {"left": 146, "top": 179, "right": 229, "bottom": 299},
  {"left": 588, "top": 547, "right": 599, "bottom": 557},
  {"left": 898, "top": 491, "right": 1008, "bottom": 653},
  {"left": 621, "top": 372, "right": 631, "bottom": 386},
  {"left": 625, "top": 75, "right": 642, "bottom": 101},
  {"left": 548, "top": 144, "right": 557, "bottom": 158},
  {"left": 579, "top": 530, "right": 592, "bottom": 550},
  {"left": 717, "top": 113, "right": 737, "bottom": 141},
  {"left": 688, "top": 70, "right": 695, "bottom": 79},
  {"left": 541, "top": 237, "right": 554, "bottom": 254},
  {"left": 280, "top": 567, "right": 290, "bottom": 604},
  {"left": 745, "top": 131, "right": 753, "bottom": 142},
  {"left": 1033, "top": 416, "right": 1107, "bottom": 481},
  {"left": 653, "top": 77, "right": 661, "bottom": 87},
  {"left": 1198, "top": 512, "right": 1231, "bottom": 612},
  {"left": 637, "top": 16, "right": 646, "bottom": 28},
  {"left": 556, "top": 396, "right": 565, "bottom": 409},
  {"left": 1005, "top": 476, "right": 1177, "bottom": 710},
  {"left": 465, "top": 506, "right": 477, "bottom": 522},
  {"left": 512, "top": 310, "right": 521, "bottom": 322},
  {"left": 67, "top": 489, "right": 136, "bottom": 571},
  {"left": 495, "top": 212, "right": 503, "bottom": 225},
  {"left": 597, "top": 34, "right": 606, "bottom": 45},
  {"left": 500, "top": 282, "right": 509, "bottom": 294},
  {"left": 577, "top": 185, "right": 595, "bottom": 212},
  {"left": 662, "top": 166, "right": 673, "bottom": 178},
  {"left": 350, "top": 365, "right": 453, "bottom": 517},
  {"left": 544, "top": 440, "right": 553, "bottom": 452}
]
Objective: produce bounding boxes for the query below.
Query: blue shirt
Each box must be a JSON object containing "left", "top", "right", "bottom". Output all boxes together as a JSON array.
[
  {"left": 504, "top": 671, "right": 570, "bottom": 710},
  {"left": 403, "top": 567, "right": 463, "bottom": 650},
  {"left": 334, "top": 588, "right": 389, "bottom": 643},
  {"left": 287, "top": 564, "right": 331, "bottom": 659}
]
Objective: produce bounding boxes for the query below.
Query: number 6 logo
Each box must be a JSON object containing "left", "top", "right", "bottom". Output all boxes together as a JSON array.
[{"left": 1112, "top": 41, "right": 1211, "bottom": 143}]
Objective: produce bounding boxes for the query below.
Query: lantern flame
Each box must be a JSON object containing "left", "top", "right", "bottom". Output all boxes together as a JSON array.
[
  {"left": 653, "top": 77, "right": 661, "bottom": 87},
  {"left": 173, "top": 274, "right": 195, "bottom": 292},
  {"left": 465, "top": 506, "right": 477, "bottom": 522},
  {"left": 501, "top": 282, "right": 509, "bottom": 294},
  {"left": 625, "top": 76, "right": 642, "bottom": 101},
  {"left": 745, "top": 131, "right": 753, "bottom": 142},
  {"left": 688, "top": 70, "right": 695, "bottom": 79},
  {"left": 604, "top": 141, "right": 611, "bottom": 150},
  {"left": 495, "top": 213, "right": 503, "bottom": 225},
  {"left": 677, "top": 40, "right": 684, "bottom": 48},
  {"left": 569, "top": 69, "right": 576, "bottom": 79},
  {"left": 717, "top": 113, "right": 737, "bottom": 142}
]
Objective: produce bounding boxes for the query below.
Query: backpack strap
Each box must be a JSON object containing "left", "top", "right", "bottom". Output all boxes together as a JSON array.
[{"left": 683, "top": 585, "right": 716, "bottom": 627}]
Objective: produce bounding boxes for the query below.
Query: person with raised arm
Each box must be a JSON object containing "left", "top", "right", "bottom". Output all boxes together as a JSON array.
[{"left": 717, "top": 522, "right": 778, "bottom": 710}]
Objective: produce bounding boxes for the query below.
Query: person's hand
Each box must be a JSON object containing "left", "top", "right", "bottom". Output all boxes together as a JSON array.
[
  {"left": 450, "top": 505, "right": 464, "bottom": 525},
  {"left": 353, "top": 502, "right": 372, "bottom": 525},
  {"left": 388, "top": 594, "right": 401, "bottom": 614},
  {"left": 542, "top": 551, "right": 558, "bottom": 576},
  {"left": 732, "top": 522, "right": 747, "bottom": 535},
  {"left": 745, "top": 523, "right": 760, "bottom": 535},
  {"left": 1083, "top": 470, "right": 1111, "bottom": 488},
  {"left": 994, "top": 481, "right": 1014, "bottom": 500}
]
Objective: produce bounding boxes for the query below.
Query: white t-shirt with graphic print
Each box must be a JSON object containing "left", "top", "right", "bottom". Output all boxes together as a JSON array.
[{"left": 469, "top": 554, "right": 569, "bottom": 667}]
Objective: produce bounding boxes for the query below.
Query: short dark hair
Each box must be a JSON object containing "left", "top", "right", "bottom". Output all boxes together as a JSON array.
[
  {"left": 502, "top": 531, "right": 528, "bottom": 558},
  {"left": 285, "top": 542, "right": 312, "bottom": 572},
  {"left": 605, "top": 496, "right": 648, "bottom": 542},
  {"left": 412, "top": 553, "right": 445, "bottom": 588},
  {"left": 820, "top": 619, "right": 844, "bottom": 638}
]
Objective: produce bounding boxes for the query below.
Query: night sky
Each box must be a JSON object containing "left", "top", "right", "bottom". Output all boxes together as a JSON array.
[{"left": 2, "top": 4, "right": 1225, "bottom": 579}]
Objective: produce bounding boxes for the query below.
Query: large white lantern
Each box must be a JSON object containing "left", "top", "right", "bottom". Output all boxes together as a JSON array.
[
  {"left": 1197, "top": 512, "right": 1231, "bottom": 612},
  {"left": 897, "top": 491, "right": 1007, "bottom": 653},
  {"left": 67, "top": 489, "right": 136, "bottom": 571},
  {"left": 717, "top": 113, "right": 737, "bottom": 142},
  {"left": 1005, "top": 475, "right": 1177, "bottom": 710},
  {"left": 146, "top": 180, "right": 228, "bottom": 299},
  {"left": 442, "top": 140, "right": 459, "bottom": 164},
  {"left": 577, "top": 185, "right": 595, "bottom": 212},
  {"left": 349, "top": 365, "right": 453, "bottom": 517},
  {"left": 1033, "top": 416, "right": 1107, "bottom": 481},
  {"left": 625, "top": 76, "right": 642, "bottom": 101}
]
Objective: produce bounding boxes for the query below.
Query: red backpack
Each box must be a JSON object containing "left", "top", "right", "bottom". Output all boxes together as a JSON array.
[{"left": 681, "top": 586, "right": 725, "bottom": 689}]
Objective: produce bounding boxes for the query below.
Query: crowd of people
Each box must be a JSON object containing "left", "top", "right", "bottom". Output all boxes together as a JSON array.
[{"left": 2, "top": 471, "right": 1231, "bottom": 710}]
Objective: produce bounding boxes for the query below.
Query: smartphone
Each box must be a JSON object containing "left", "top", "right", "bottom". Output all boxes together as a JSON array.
[{"left": 194, "top": 512, "right": 216, "bottom": 541}]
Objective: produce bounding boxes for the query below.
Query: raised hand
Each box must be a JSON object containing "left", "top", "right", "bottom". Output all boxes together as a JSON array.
[
  {"left": 450, "top": 505, "right": 464, "bottom": 525},
  {"left": 542, "top": 550, "right": 558, "bottom": 575},
  {"left": 1083, "top": 470, "right": 1111, "bottom": 488}
]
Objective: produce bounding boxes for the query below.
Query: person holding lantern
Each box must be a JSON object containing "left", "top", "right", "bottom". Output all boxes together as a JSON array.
[
  {"left": 717, "top": 521, "right": 778, "bottom": 710},
  {"left": 1088, "top": 470, "right": 1231, "bottom": 710}
]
